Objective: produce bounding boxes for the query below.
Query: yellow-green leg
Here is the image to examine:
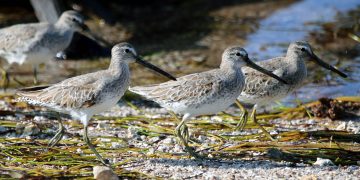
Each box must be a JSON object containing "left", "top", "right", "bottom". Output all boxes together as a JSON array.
[
  {"left": 33, "top": 66, "right": 38, "bottom": 85},
  {"left": 0, "top": 67, "right": 9, "bottom": 90},
  {"left": 234, "top": 100, "right": 248, "bottom": 131},
  {"left": 48, "top": 113, "right": 65, "bottom": 147},
  {"left": 250, "top": 105, "right": 275, "bottom": 141},
  {"left": 171, "top": 113, "right": 202, "bottom": 159},
  {"left": 83, "top": 125, "right": 109, "bottom": 165}
]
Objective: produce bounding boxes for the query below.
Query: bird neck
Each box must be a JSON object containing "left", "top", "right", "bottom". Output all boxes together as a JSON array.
[
  {"left": 220, "top": 61, "right": 241, "bottom": 73},
  {"left": 54, "top": 21, "right": 75, "bottom": 34},
  {"left": 285, "top": 51, "right": 307, "bottom": 80},
  {"left": 220, "top": 62, "right": 242, "bottom": 78},
  {"left": 108, "top": 58, "right": 129, "bottom": 76}
]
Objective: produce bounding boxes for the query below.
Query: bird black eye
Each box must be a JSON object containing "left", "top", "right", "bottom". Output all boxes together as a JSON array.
[
  {"left": 124, "top": 49, "right": 130, "bottom": 53},
  {"left": 72, "top": 18, "right": 77, "bottom": 22},
  {"left": 301, "top": 48, "right": 306, "bottom": 52},
  {"left": 236, "top": 53, "right": 241, "bottom": 56}
]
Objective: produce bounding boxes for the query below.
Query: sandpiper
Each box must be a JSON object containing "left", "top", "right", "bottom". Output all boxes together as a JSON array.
[
  {"left": 0, "top": 10, "right": 90, "bottom": 87},
  {"left": 16, "top": 42, "right": 176, "bottom": 165},
  {"left": 130, "top": 46, "right": 287, "bottom": 158},
  {"left": 236, "top": 41, "right": 347, "bottom": 140}
]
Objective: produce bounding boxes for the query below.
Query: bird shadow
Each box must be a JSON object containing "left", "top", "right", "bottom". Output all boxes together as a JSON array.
[{"left": 145, "top": 157, "right": 297, "bottom": 170}]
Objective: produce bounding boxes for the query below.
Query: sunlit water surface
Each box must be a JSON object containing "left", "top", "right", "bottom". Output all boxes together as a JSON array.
[{"left": 244, "top": 0, "right": 360, "bottom": 106}]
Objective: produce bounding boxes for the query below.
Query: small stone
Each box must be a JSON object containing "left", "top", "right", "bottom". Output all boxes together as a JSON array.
[
  {"left": 157, "top": 145, "right": 170, "bottom": 152},
  {"left": 300, "top": 175, "right": 317, "bottom": 180},
  {"left": 96, "top": 122, "right": 109, "bottom": 130},
  {"left": 0, "top": 126, "right": 8, "bottom": 133},
  {"left": 198, "top": 135, "right": 206, "bottom": 142},
  {"left": 76, "top": 148, "right": 83, "bottom": 154},
  {"left": 15, "top": 123, "right": 26, "bottom": 134},
  {"left": 140, "top": 135, "right": 147, "bottom": 141},
  {"left": 127, "top": 126, "right": 138, "bottom": 139},
  {"left": 313, "top": 158, "right": 335, "bottom": 166},
  {"left": 204, "top": 173, "right": 220, "bottom": 180},
  {"left": 8, "top": 170, "right": 27, "bottom": 179},
  {"left": 192, "top": 55, "right": 207, "bottom": 63},
  {"left": 22, "top": 124, "right": 40, "bottom": 136},
  {"left": 93, "top": 166, "right": 119, "bottom": 180},
  {"left": 99, "top": 138, "right": 111, "bottom": 142},
  {"left": 149, "top": 136, "right": 160, "bottom": 143},
  {"left": 211, "top": 116, "right": 223, "bottom": 122},
  {"left": 147, "top": 148, "right": 155, "bottom": 155},
  {"left": 336, "top": 122, "right": 346, "bottom": 131},
  {"left": 111, "top": 142, "right": 125, "bottom": 149},
  {"left": 173, "top": 144, "right": 183, "bottom": 153},
  {"left": 162, "top": 137, "right": 175, "bottom": 144},
  {"left": 33, "top": 116, "right": 47, "bottom": 122},
  {"left": 14, "top": 113, "right": 26, "bottom": 120},
  {"left": 269, "top": 130, "right": 279, "bottom": 135}
]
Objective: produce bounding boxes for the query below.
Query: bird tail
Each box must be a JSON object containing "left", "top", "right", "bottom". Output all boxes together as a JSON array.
[
  {"left": 129, "top": 85, "right": 157, "bottom": 97},
  {"left": 15, "top": 85, "right": 50, "bottom": 102}
]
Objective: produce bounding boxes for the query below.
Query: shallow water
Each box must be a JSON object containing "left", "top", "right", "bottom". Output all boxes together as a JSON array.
[
  {"left": 243, "top": 0, "right": 360, "bottom": 105},
  {"left": 245, "top": 0, "right": 360, "bottom": 58}
]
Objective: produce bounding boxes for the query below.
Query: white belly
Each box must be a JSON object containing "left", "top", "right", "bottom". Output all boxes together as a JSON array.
[
  {"left": 168, "top": 95, "right": 237, "bottom": 117},
  {"left": 24, "top": 48, "right": 53, "bottom": 65}
]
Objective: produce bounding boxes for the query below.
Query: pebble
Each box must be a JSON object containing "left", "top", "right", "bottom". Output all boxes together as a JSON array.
[
  {"left": 127, "top": 126, "right": 139, "bottom": 139},
  {"left": 15, "top": 123, "right": 26, "bottom": 134},
  {"left": 96, "top": 122, "right": 110, "bottom": 130},
  {"left": 149, "top": 136, "right": 160, "bottom": 143},
  {"left": 211, "top": 116, "right": 223, "bottom": 122},
  {"left": 22, "top": 124, "right": 40, "bottom": 136},
  {"left": 336, "top": 122, "right": 347, "bottom": 131},
  {"left": 313, "top": 158, "right": 335, "bottom": 166},
  {"left": 0, "top": 126, "right": 8, "bottom": 133},
  {"left": 33, "top": 116, "right": 47, "bottom": 122},
  {"left": 147, "top": 147, "right": 155, "bottom": 155},
  {"left": 111, "top": 142, "right": 125, "bottom": 149},
  {"left": 162, "top": 137, "right": 175, "bottom": 144},
  {"left": 76, "top": 148, "right": 83, "bottom": 154},
  {"left": 93, "top": 166, "right": 119, "bottom": 180}
]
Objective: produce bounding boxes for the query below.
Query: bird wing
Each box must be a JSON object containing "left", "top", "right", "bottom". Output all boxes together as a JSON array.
[
  {"left": 0, "top": 23, "right": 49, "bottom": 59},
  {"left": 130, "top": 70, "right": 222, "bottom": 105},
  {"left": 17, "top": 72, "right": 103, "bottom": 109}
]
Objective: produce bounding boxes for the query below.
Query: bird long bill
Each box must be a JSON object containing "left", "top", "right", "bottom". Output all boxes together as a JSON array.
[
  {"left": 79, "top": 23, "right": 112, "bottom": 47},
  {"left": 80, "top": 23, "right": 90, "bottom": 32},
  {"left": 245, "top": 57, "right": 288, "bottom": 84},
  {"left": 135, "top": 57, "right": 177, "bottom": 81},
  {"left": 309, "top": 53, "right": 348, "bottom": 78}
]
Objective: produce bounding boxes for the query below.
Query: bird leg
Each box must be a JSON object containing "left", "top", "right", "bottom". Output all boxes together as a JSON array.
[
  {"left": 83, "top": 125, "right": 109, "bottom": 165},
  {"left": 172, "top": 114, "right": 202, "bottom": 159},
  {"left": 234, "top": 100, "right": 248, "bottom": 131},
  {"left": 0, "top": 67, "right": 9, "bottom": 90},
  {"left": 48, "top": 113, "right": 65, "bottom": 147},
  {"left": 33, "top": 65, "right": 38, "bottom": 85},
  {"left": 169, "top": 111, "right": 181, "bottom": 122},
  {"left": 250, "top": 106, "right": 275, "bottom": 141}
]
